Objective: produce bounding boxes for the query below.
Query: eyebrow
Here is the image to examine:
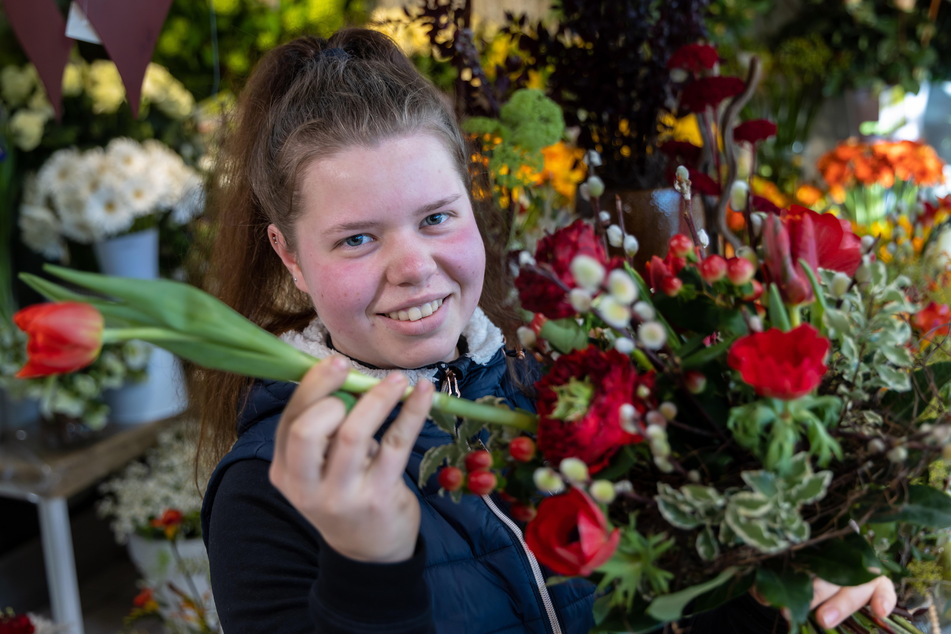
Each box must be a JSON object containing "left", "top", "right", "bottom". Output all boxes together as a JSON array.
[{"left": 326, "top": 194, "right": 462, "bottom": 234}]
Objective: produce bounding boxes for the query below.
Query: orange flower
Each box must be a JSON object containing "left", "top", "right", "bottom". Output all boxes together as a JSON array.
[
  {"left": 132, "top": 588, "right": 159, "bottom": 613},
  {"left": 912, "top": 302, "right": 951, "bottom": 344},
  {"left": 535, "top": 142, "right": 586, "bottom": 200},
  {"left": 14, "top": 302, "right": 104, "bottom": 378},
  {"left": 150, "top": 508, "right": 185, "bottom": 540}
]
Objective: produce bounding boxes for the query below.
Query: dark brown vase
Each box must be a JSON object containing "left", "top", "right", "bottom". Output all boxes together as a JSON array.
[{"left": 603, "top": 188, "right": 705, "bottom": 270}]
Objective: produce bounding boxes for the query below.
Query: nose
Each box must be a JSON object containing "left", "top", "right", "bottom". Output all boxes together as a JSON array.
[{"left": 384, "top": 237, "right": 438, "bottom": 286}]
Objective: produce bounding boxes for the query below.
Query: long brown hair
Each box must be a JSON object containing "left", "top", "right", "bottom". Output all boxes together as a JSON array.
[{"left": 191, "top": 28, "right": 516, "bottom": 476}]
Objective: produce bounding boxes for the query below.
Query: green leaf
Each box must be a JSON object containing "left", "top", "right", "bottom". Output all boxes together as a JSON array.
[
  {"left": 695, "top": 526, "right": 719, "bottom": 561},
  {"left": 645, "top": 567, "right": 738, "bottom": 622},
  {"left": 418, "top": 444, "right": 459, "bottom": 488},
  {"left": 681, "top": 335, "right": 736, "bottom": 369},
  {"left": 786, "top": 471, "right": 832, "bottom": 506},
  {"left": 797, "top": 536, "right": 881, "bottom": 586},
  {"left": 754, "top": 566, "right": 812, "bottom": 629},
  {"left": 880, "top": 362, "right": 951, "bottom": 420},
  {"left": 538, "top": 317, "right": 589, "bottom": 354},
  {"left": 870, "top": 484, "right": 951, "bottom": 527},
  {"left": 767, "top": 283, "right": 792, "bottom": 332},
  {"left": 728, "top": 492, "right": 773, "bottom": 518},
  {"left": 876, "top": 364, "right": 910, "bottom": 391},
  {"left": 724, "top": 505, "right": 788, "bottom": 553},
  {"left": 823, "top": 308, "right": 852, "bottom": 334},
  {"left": 879, "top": 343, "right": 914, "bottom": 367}
]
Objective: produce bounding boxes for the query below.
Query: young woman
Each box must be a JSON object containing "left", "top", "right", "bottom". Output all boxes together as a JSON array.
[{"left": 194, "top": 27, "right": 896, "bottom": 633}]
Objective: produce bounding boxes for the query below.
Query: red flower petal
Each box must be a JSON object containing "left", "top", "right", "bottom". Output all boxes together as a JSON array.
[
  {"left": 679, "top": 76, "right": 745, "bottom": 113},
  {"left": 727, "top": 324, "right": 830, "bottom": 399},
  {"left": 733, "top": 119, "right": 777, "bottom": 145},
  {"left": 667, "top": 43, "right": 719, "bottom": 73},
  {"left": 14, "top": 302, "right": 104, "bottom": 378}
]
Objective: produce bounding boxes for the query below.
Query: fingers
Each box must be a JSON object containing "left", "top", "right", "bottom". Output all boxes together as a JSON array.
[
  {"left": 271, "top": 357, "right": 351, "bottom": 486},
  {"left": 810, "top": 577, "right": 841, "bottom": 610},
  {"left": 371, "top": 379, "right": 434, "bottom": 483},
  {"left": 322, "top": 372, "right": 410, "bottom": 483},
  {"left": 813, "top": 576, "right": 896, "bottom": 629}
]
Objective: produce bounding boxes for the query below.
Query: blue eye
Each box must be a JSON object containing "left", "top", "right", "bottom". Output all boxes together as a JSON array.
[
  {"left": 343, "top": 234, "right": 371, "bottom": 247},
  {"left": 423, "top": 212, "right": 448, "bottom": 226}
]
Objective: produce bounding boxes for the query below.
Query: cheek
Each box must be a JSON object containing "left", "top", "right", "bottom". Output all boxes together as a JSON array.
[{"left": 302, "top": 258, "right": 372, "bottom": 322}]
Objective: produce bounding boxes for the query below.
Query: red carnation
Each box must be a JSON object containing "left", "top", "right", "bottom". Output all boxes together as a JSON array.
[
  {"left": 535, "top": 346, "right": 652, "bottom": 473},
  {"left": 728, "top": 324, "right": 830, "bottom": 399},
  {"left": 515, "top": 219, "right": 609, "bottom": 319},
  {"left": 751, "top": 194, "right": 780, "bottom": 214},
  {"left": 679, "top": 76, "right": 745, "bottom": 113},
  {"left": 525, "top": 487, "right": 620, "bottom": 577},
  {"left": 733, "top": 119, "right": 777, "bottom": 146},
  {"left": 660, "top": 140, "right": 703, "bottom": 165},
  {"left": 667, "top": 43, "right": 719, "bottom": 73},
  {"left": 689, "top": 169, "right": 722, "bottom": 196}
]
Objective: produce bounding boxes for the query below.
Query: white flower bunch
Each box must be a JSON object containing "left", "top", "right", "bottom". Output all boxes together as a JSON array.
[
  {"left": 19, "top": 137, "right": 204, "bottom": 259},
  {"left": 97, "top": 423, "right": 204, "bottom": 543}
]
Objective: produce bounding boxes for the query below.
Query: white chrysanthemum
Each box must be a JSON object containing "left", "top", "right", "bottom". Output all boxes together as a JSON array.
[
  {"left": 82, "top": 185, "right": 133, "bottom": 239},
  {"left": 170, "top": 175, "right": 205, "bottom": 225},
  {"left": 106, "top": 137, "right": 149, "bottom": 175},
  {"left": 19, "top": 204, "right": 67, "bottom": 261},
  {"left": 36, "top": 148, "right": 83, "bottom": 199},
  {"left": 120, "top": 173, "right": 162, "bottom": 217}
]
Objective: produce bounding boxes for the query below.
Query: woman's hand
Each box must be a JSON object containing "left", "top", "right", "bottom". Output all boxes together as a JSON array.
[
  {"left": 269, "top": 355, "right": 434, "bottom": 563},
  {"left": 810, "top": 575, "right": 896, "bottom": 629},
  {"left": 751, "top": 575, "right": 896, "bottom": 628}
]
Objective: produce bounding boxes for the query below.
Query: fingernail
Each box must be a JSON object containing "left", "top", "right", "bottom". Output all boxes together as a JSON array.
[
  {"left": 821, "top": 608, "right": 840, "bottom": 628},
  {"left": 384, "top": 372, "right": 406, "bottom": 385},
  {"left": 331, "top": 356, "right": 348, "bottom": 371}
]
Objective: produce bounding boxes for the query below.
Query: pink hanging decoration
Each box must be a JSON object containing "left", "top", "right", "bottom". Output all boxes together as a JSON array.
[
  {"left": 1, "top": 0, "right": 74, "bottom": 120},
  {"left": 83, "top": 0, "right": 174, "bottom": 117}
]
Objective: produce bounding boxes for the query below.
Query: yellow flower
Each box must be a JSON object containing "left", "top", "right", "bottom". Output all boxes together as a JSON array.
[
  {"left": 1, "top": 64, "right": 38, "bottom": 107},
  {"left": 535, "top": 142, "right": 586, "bottom": 200},
  {"left": 62, "top": 62, "right": 84, "bottom": 97},
  {"left": 85, "top": 60, "right": 125, "bottom": 114},
  {"left": 670, "top": 114, "right": 703, "bottom": 146},
  {"left": 10, "top": 109, "right": 48, "bottom": 151}
]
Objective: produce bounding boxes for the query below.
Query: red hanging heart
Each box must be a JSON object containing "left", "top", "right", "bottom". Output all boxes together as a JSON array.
[
  {"left": 82, "top": 0, "right": 174, "bottom": 117},
  {"left": 1, "top": 0, "right": 74, "bottom": 120}
]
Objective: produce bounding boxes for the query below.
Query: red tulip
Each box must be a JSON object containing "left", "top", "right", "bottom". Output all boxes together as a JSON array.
[
  {"left": 14, "top": 302, "right": 104, "bottom": 378},
  {"left": 782, "top": 205, "right": 862, "bottom": 277},
  {"left": 525, "top": 487, "right": 620, "bottom": 577},
  {"left": 762, "top": 214, "right": 815, "bottom": 305}
]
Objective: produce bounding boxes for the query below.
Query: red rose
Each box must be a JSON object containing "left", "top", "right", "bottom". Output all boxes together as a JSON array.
[
  {"left": 535, "top": 346, "right": 652, "bottom": 473},
  {"left": 733, "top": 119, "right": 777, "bottom": 146},
  {"left": 728, "top": 324, "right": 830, "bottom": 399},
  {"left": 515, "top": 219, "right": 609, "bottom": 319},
  {"left": 14, "top": 302, "right": 104, "bottom": 378},
  {"left": 525, "top": 487, "right": 620, "bottom": 577},
  {"left": 782, "top": 205, "right": 862, "bottom": 276},
  {"left": 667, "top": 43, "right": 720, "bottom": 73},
  {"left": 679, "top": 76, "right": 745, "bottom": 113}
]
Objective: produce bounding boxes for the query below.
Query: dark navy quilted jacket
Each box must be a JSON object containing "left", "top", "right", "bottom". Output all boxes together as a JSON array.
[{"left": 201, "top": 348, "right": 596, "bottom": 633}]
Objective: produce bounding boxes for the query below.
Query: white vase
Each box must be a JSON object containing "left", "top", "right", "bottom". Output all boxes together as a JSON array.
[
  {"left": 126, "top": 534, "right": 219, "bottom": 632},
  {"left": 94, "top": 229, "right": 187, "bottom": 424}
]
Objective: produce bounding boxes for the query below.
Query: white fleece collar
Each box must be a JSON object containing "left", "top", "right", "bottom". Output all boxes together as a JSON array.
[{"left": 279, "top": 307, "right": 504, "bottom": 386}]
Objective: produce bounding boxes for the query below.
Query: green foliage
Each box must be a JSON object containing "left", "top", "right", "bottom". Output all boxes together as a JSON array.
[{"left": 596, "top": 514, "right": 675, "bottom": 611}]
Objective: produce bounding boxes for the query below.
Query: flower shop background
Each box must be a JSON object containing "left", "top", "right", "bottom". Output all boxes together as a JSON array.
[{"left": 1, "top": 0, "right": 950, "bottom": 632}]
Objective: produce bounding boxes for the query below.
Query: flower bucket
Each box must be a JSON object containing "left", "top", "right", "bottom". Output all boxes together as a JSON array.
[
  {"left": 126, "top": 534, "right": 219, "bottom": 632},
  {"left": 95, "top": 228, "right": 187, "bottom": 424},
  {"left": 607, "top": 187, "right": 705, "bottom": 269}
]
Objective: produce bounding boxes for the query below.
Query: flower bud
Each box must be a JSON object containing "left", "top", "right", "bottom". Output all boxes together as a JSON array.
[
  {"left": 560, "top": 458, "right": 590, "bottom": 483},
  {"left": 638, "top": 321, "right": 667, "bottom": 350},
  {"left": 597, "top": 295, "right": 632, "bottom": 329},
  {"left": 659, "top": 401, "right": 677, "bottom": 420},
  {"left": 624, "top": 235, "right": 639, "bottom": 257},
  {"left": 697, "top": 229, "right": 710, "bottom": 249},
  {"left": 660, "top": 275, "right": 683, "bottom": 297},
  {"left": 830, "top": 272, "right": 851, "bottom": 298},
  {"left": 606, "top": 224, "right": 623, "bottom": 247},
  {"left": 684, "top": 370, "right": 706, "bottom": 394},
  {"left": 675, "top": 165, "right": 689, "bottom": 184},
  {"left": 519, "top": 251, "right": 536, "bottom": 267},
  {"left": 586, "top": 150, "right": 602, "bottom": 167},
  {"left": 586, "top": 175, "right": 605, "bottom": 198},
  {"left": 589, "top": 480, "right": 617, "bottom": 504},
  {"left": 533, "top": 467, "right": 565, "bottom": 494},
  {"left": 607, "top": 269, "right": 638, "bottom": 304},
  {"left": 636, "top": 384, "right": 652, "bottom": 399},
  {"left": 867, "top": 438, "right": 886, "bottom": 454},
  {"left": 668, "top": 234, "right": 694, "bottom": 258},
  {"left": 599, "top": 211, "right": 612, "bottom": 224},
  {"left": 614, "top": 337, "right": 635, "bottom": 354},
  {"left": 687, "top": 470, "right": 701, "bottom": 483},
  {"left": 516, "top": 326, "right": 537, "bottom": 349},
  {"left": 646, "top": 411, "right": 666, "bottom": 428},
  {"left": 860, "top": 235, "right": 876, "bottom": 252},
  {"left": 570, "top": 255, "right": 606, "bottom": 292},
  {"left": 735, "top": 246, "right": 758, "bottom": 267},
  {"left": 654, "top": 456, "right": 674, "bottom": 473},
  {"left": 886, "top": 446, "right": 908, "bottom": 463},
  {"left": 854, "top": 264, "right": 871, "bottom": 284},
  {"left": 729, "top": 180, "right": 750, "bottom": 211},
  {"left": 632, "top": 301, "right": 655, "bottom": 321},
  {"left": 569, "top": 288, "right": 593, "bottom": 313}
]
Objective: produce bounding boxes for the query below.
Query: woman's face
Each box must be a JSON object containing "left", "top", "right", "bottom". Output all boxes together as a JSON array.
[{"left": 270, "top": 133, "right": 486, "bottom": 369}]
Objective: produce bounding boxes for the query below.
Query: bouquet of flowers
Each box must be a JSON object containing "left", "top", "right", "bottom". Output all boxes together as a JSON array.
[
  {"left": 18, "top": 137, "right": 203, "bottom": 263},
  {"left": 11, "top": 176, "right": 951, "bottom": 632}
]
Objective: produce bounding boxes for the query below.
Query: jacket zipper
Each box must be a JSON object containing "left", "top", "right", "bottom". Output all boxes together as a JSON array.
[
  {"left": 481, "top": 494, "right": 563, "bottom": 634},
  {"left": 438, "top": 363, "right": 563, "bottom": 634}
]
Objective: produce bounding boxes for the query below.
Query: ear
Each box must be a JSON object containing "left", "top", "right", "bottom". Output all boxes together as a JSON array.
[{"left": 268, "top": 224, "right": 310, "bottom": 294}]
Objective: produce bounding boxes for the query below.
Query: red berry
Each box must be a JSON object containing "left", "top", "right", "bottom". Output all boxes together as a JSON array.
[
  {"left": 464, "top": 450, "right": 493, "bottom": 472},
  {"left": 438, "top": 466, "right": 464, "bottom": 492},
  {"left": 698, "top": 255, "right": 727, "bottom": 283},
  {"left": 660, "top": 275, "right": 683, "bottom": 297},
  {"left": 509, "top": 502, "right": 537, "bottom": 523},
  {"left": 509, "top": 437, "right": 537, "bottom": 462},
  {"left": 466, "top": 469, "right": 498, "bottom": 495},
  {"left": 668, "top": 234, "right": 694, "bottom": 258},
  {"left": 726, "top": 257, "right": 755, "bottom": 285},
  {"left": 743, "top": 279, "right": 764, "bottom": 301}
]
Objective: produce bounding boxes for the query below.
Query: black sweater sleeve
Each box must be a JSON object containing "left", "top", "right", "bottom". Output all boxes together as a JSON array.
[{"left": 206, "top": 457, "right": 434, "bottom": 633}]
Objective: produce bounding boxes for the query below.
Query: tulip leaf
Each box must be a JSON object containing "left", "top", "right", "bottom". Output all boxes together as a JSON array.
[
  {"left": 645, "top": 567, "right": 737, "bottom": 622},
  {"left": 797, "top": 258, "right": 827, "bottom": 333},
  {"left": 681, "top": 335, "right": 736, "bottom": 369},
  {"left": 766, "top": 283, "right": 791, "bottom": 332}
]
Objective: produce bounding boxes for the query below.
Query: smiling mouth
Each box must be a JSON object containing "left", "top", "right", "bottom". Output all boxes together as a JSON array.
[{"left": 385, "top": 298, "right": 444, "bottom": 322}]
